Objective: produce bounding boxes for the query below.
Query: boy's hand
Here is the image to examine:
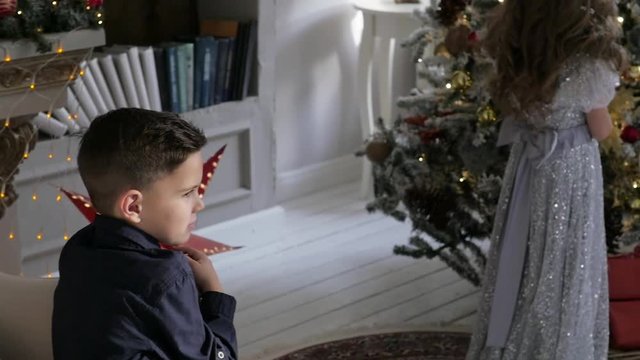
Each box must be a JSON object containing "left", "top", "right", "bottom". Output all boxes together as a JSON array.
[{"left": 175, "top": 245, "right": 223, "bottom": 293}]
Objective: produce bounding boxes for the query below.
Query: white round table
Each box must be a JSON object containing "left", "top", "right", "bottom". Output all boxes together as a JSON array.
[{"left": 352, "top": 0, "right": 427, "bottom": 197}]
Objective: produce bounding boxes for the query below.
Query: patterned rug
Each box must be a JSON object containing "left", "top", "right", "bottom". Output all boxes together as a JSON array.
[{"left": 273, "top": 331, "right": 471, "bottom": 360}]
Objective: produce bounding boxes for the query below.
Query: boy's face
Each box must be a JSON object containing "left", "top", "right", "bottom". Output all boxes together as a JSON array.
[{"left": 137, "top": 151, "right": 205, "bottom": 246}]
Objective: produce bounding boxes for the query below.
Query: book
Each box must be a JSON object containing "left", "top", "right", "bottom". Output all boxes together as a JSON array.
[
  {"left": 183, "top": 43, "right": 194, "bottom": 112},
  {"left": 175, "top": 43, "right": 193, "bottom": 113},
  {"left": 206, "top": 39, "right": 220, "bottom": 108},
  {"left": 65, "top": 88, "right": 91, "bottom": 128},
  {"left": 79, "top": 61, "right": 109, "bottom": 115},
  {"left": 241, "top": 20, "right": 258, "bottom": 99},
  {"left": 125, "top": 46, "right": 152, "bottom": 110},
  {"left": 71, "top": 77, "right": 99, "bottom": 120},
  {"left": 52, "top": 107, "right": 80, "bottom": 133},
  {"left": 222, "top": 38, "right": 235, "bottom": 103},
  {"left": 112, "top": 51, "right": 140, "bottom": 108},
  {"left": 199, "top": 37, "right": 216, "bottom": 108},
  {"left": 230, "top": 22, "right": 248, "bottom": 101},
  {"left": 140, "top": 47, "right": 163, "bottom": 111},
  {"left": 97, "top": 54, "right": 128, "bottom": 108},
  {"left": 200, "top": 19, "right": 240, "bottom": 38},
  {"left": 153, "top": 47, "right": 171, "bottom": 111},
  {"left": 31, "top": 112, "right": 68, "bottom": 137},
  {"left": 87, "top": 58, "right": 117, "bottom": 110},
  {"left": 194, "top": 36, "right": 217, "bottom": 108},
  {"left": 213, "top": 38, "right": 231, "bottom": 105},
  {"left": 193, "top": 37, "right": 206, "bottom": 109},
  {"left": 162, "top": 44, "right": 181, "bottom": 113}
]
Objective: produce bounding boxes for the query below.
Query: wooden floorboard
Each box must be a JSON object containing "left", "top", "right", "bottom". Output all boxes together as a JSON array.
[{"left": 218, "top": 182, "right": 478, "bottom": 359}]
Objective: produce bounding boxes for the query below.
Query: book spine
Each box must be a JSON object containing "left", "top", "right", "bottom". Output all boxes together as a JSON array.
[
  {"left": 153, "top": 48, "right": 170, "bottom": 111},
  {"left": 127, "top": 46, "right": 152, "bottom": 110},
  {"left": 65, "top": 87, "right": 91, "bottom": 128},
  {"left": 88, "top": 58, "right": 117, "bottom": 110},
  {"left": 113, "top": 52, "right": 141, "bottom": 108},
  {"left": 80, "top": 61, "right": 109, "bottom": 115},
  {"left": 176, "top": 45, "right": 189, "bottom": 113},
  {"left": 223, "top": 38, "right": 235, "bottom": 103},
  {"left": 165, "top": 46, "right": 180, "bottom": 113},
  {"left": 193, "top": 38, "right": 204, "bottom": 110},
  {"left": 213, "top": 38, "right": 230, "bottom": 105},
  {"left": 140, "top": 47, "right": 163, "bottom": 111},
  {"left": 71, "top": 77, "right": 99, "bottom": 120},
  {"left": 241, "top": 21, "right": 258, "bottom": 99},
  {"left": 208, "top": 39, "right": 220, "bottom": 107},
  {"left": 184, "top": 43, "right": 194, "bottom": 112},
  {"left": 52, "top": 107, "right": 81, "bottom": 133},
  {"left": 98, "top": 55, "right": 128, "bottom": 108}
]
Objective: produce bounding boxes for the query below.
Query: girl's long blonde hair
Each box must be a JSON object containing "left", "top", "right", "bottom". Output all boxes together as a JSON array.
[{"left": 483, "top": 0, "right": 628, "bottom": 115}]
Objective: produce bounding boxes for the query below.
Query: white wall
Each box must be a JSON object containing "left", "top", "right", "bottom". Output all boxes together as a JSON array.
[{"left": 273, "top": 0, "right": 362, "bottom": 201}]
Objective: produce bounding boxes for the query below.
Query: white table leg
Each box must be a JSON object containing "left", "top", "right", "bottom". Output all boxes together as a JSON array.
[
  {"left": 377, "top": 37, "right": 394, "bottom": 126},
  {"left": 358, "top": 12, "right": 375, "bottom": 199}
]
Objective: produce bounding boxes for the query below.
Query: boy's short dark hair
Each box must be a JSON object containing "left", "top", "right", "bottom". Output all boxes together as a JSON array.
[{"left": 77, "top": 108, "right": 207, "bottom": 214}]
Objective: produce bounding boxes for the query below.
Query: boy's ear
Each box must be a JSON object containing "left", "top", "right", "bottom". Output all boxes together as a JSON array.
[{"left": 117, "top": 190, "right": 144, "bottom": 223}]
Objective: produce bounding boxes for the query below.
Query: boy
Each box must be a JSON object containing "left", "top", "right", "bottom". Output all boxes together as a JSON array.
[{"left": 52, "top": 108, "right": 237, "bottom": 360}]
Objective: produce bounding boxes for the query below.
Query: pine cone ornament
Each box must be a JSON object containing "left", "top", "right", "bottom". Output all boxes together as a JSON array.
[
  {"left": 0, "top": 0, "right": 17, "bottom": 19},
  {"left": 365, "top": 140, "right": 393, "bottom": 164},
  {"left": 444, "top": 24, "right": 471, "bottom": 56}
]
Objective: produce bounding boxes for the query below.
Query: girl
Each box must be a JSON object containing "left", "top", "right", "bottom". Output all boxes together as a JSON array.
[{"left": 465, "top": 0, "right": 627, "bottom": 359}]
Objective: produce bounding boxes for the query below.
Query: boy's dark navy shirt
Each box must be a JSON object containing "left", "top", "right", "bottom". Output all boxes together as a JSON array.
[{"left": 52, "top": 215, "right": 237, "bottom": 360}]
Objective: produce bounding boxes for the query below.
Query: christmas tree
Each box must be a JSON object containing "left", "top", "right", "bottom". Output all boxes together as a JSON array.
[
  {"left": 359, "top": 0, "right": 640, "bottom": 286},
  {"left": 0, "top": 0, "right": 104, "bottom": 52}
]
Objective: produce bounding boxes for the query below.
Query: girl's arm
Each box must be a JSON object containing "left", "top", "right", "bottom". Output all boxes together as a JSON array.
[{"left": 587, "top": 108, "right": 613, "bottom": 141}]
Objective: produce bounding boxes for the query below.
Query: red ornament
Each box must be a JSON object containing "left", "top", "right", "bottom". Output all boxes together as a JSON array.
[
  {"left": 86, "top": 0, "right": 103, "bottom": 8},
  {"left": 404, "top": 115, "right": 428, "bottom": 126},
  {"left": 468, "top": 31, "right": 478, "bottom": 43},
  {"left": 621, "top": 125, "right": 640, "bottom": 143},
  {"left": 419, "top": 129, "right": 442, "bottom": 143},
  {"left": 0, "top": 0, "right": 17, "bottom": 18}
]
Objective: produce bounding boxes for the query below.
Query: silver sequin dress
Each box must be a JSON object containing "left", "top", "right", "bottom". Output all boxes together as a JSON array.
[{"left": 465, "top": 57, "right": 620, "bottom": 360}]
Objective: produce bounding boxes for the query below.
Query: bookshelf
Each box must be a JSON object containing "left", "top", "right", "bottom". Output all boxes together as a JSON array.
[{"left": 8, "top": 0, "right": 277, "bottom": 275}]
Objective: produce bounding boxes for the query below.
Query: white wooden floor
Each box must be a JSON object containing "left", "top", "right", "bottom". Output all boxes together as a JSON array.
[{"left": 209, "top": 182, "right": 479, "bottom": 359}]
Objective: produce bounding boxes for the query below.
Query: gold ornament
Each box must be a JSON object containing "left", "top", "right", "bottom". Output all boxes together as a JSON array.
[
  {"left": 451, "top": 70, "right": 472, "bottom": 92},
  {"left": 600, "top": 120, "right": 622, "bottom": 156},
  {"left": 477, "top": 105, "right": 497, "bottom": 126},
  {"left": 625, "top": 65, "right": 640, "bottom": 83},
  {"left": 434, "top": 42, "right": 451, "bottom": 58},
  {"left": 609, "top": 88, "right": 636, "bottom": 115}
]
